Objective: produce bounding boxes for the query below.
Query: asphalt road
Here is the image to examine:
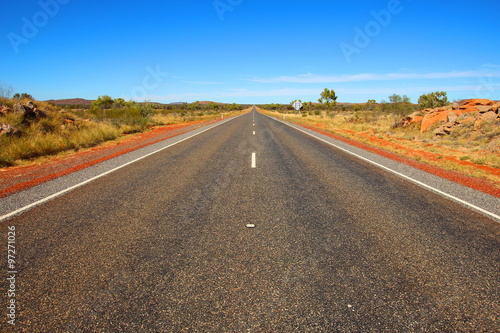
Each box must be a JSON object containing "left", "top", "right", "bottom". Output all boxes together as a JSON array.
[{"left": 1, "top": 109, "right": 499, "bottom": 332}]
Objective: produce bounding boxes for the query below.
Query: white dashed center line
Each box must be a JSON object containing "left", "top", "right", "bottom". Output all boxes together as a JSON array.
[{"left": 251, "top": 153, "right": 256, "bottom": 168}]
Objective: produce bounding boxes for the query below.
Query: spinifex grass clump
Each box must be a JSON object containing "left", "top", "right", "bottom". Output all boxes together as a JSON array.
[
  {"left": 0, "top": 97, "right": 152, "bottom": 167},
  {"left": 0, "top": 102, "right": 124, "bottom": 167}
]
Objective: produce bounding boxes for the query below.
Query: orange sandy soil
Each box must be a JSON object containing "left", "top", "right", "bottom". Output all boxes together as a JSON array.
[
  {"left": 0, "top": 119, "right": 221, "bottom": 198},
  {"left": 297, "top": 122, "right": 500, "bottom": 198}
]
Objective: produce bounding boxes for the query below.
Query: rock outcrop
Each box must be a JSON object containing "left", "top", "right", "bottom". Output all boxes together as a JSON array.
[
  {"left": 0, "top": 123, "right": 21, "bottom": 137},
  {"left": 403, "top": 99, "right": 499, "bottom": 134},
  {"left": 12, "top": 102, "right": 47, "bottom": 122}
]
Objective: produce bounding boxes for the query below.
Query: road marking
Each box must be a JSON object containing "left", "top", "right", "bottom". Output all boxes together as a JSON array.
[
  {"left": 246, "top": 224, "right": 255, "bottom": 228},
  {"left": 266, "top": 115, "right": 500, "bottom": 222},
  {"left": 251, "top": 153, "right": 256, "bottom": 168},
  {"left": 253, "top": 131, "right": 255, "bottom": 135},
  {"left": 0, "top": 115, "right": 243, "bottom": 222}
]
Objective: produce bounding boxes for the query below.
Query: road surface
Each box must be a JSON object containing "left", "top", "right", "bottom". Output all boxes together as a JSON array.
[{"left": 1, "top": 108, "right": 499, "bottom": 332}]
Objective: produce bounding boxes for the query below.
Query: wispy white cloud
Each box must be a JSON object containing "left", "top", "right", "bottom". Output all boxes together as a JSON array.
[
  {"left": 181, "top": 80, "right": 224, "bottom": 85},
  {"left": 335, "top": 84, "right": 500, "bottom": 95},
  {"left": 250, "top": 71, "right": 500, "bottom": 84},
  {"left": 481, "top": 63, "right": 500, "bottom": 68},
  {"left": 217, "top": 88, "right": 320, "bottom": 98}
]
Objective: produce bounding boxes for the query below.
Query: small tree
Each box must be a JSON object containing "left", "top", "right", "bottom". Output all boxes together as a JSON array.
[
  {"left": 12, "top": 92, "right": 34, "bottom": 100},
  {"left": 140, "top": 102, "right": 154, "bottom": 118},
  {"left": 418, "top": 91, "right": 448, "bottom": 110},
  {"left": 318, "top": 88, "right": 338, "bottom": 106},
  {"left": 366, "top": 99, "right": 377, "bottom": 111},
  {"left": 112, "top": 98, "right": 128, "bottom": 109},
  {"left": 384, "top": 94, "right": 413, "bottom": 115},
  {"left": 207, "top": 102, "right": 219, "bottom": 111},
  {"left": 21, "top": 93, "right": 34, "bottom": 100},
  {"left": 389, "top": 94, "right": 411, "bottom": 104},
  {"left": 92, "top": 95, "right": 114, "bottom": 110},
  {"left": 188, "top": 101, "right": 201, "bottom": 111},
  {"left": 0, "top": 84, "right": 13, "bottom": 98}
]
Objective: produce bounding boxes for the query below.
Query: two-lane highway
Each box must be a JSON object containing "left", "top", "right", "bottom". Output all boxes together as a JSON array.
[{"left": 1, "top": 108, "right": 499, "bottom": 331}]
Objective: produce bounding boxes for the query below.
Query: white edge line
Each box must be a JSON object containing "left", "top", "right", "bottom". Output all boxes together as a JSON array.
[
  {"left": 0, "top": 116, "right": 243, "bottom": 222},
  {"left": 264, "top": 115, "right": 500, "bottom": 222}
]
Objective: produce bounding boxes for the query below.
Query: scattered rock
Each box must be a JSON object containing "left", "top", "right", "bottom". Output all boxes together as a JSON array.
[
  {"left": 461, "top": 116, "right": 475, "bottom": 124},
  {"left": 447, "top": 112, "right": 458, "bottom": 123},
  {"left": 477, "top": 105, "right": 492, "bottom": 113},
  {"left": 0, "top": 123, "right": 21, "bottom": 137},
  {"left": 421, "top": 111, "right": 454, "bottom": 133},
  {"left": 434, "top": 126, "right": 448, "bottom": 136},
  {"left": 491, "top": 102, "right": 500, "bottom": 112},
  {"left": 12, "top": 102, "right": 46, "bottom": 120},
  {"left": 401, "top": 112, "right": 424, "bottom": 127},
  {"left": 0, "top": 105, "right": 12, "bottom": 116},
  {"left": 13, "top": 103, "right": 25, "bottom": 114},
  {"left": 22, "top": 106, "right": 46, "bottom": 122},
  {"left": 474, "top": 118, "right": 482, "bottom": 131},
  {"left": 451, "top": 102, "right": 460, "bottom": 110},
  {"left": 481, "top": 111, "right": 498, "bottom": 122},
  {"left": 464, "top": 99, "right": 494, "bottom": 106},
  {"left": 433, "top": 120, "right": 468, "bottom": 136}
]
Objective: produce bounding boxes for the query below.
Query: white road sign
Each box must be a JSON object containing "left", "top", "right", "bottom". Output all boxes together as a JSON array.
[{"left": 293, "top": 101, "right": 303, "bottom": 111}]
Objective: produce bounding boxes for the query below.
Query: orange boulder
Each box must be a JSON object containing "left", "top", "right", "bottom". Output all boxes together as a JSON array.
[{"left": 420, "top": 99, "right": 496, "bottom": 132}]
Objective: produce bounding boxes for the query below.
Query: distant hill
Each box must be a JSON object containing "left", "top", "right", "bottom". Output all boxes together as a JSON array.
[
  {"left": 198, "top": 101, "right": 226, "bottom": 105},
  {"left": 45, "top": 98, "right": 93, "bottom": 106},
  {"left": 45, "top": 99, "right": 228, "bottom": 106}
]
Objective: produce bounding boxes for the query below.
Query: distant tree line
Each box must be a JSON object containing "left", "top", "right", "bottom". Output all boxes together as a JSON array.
[{"left": 262, "top": 89, "right": 451, "bottom": 116}]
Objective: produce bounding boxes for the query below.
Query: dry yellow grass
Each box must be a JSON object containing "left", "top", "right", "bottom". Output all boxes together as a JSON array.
[{"left": 151, "top": 109, "right": 247, "bottom": 126}]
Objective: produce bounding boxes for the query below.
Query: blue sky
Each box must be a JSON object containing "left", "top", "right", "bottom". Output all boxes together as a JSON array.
[{"left": 1, "top": 0, "right": 500, "bottom": 104}]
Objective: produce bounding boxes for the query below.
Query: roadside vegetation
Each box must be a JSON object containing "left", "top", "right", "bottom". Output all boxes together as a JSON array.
[
  {"left": 260, "top": 90, "right": 500, "bottom": 186},
  {"left": 0, "top": 90, "right": 247, "bottom": 167}
]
